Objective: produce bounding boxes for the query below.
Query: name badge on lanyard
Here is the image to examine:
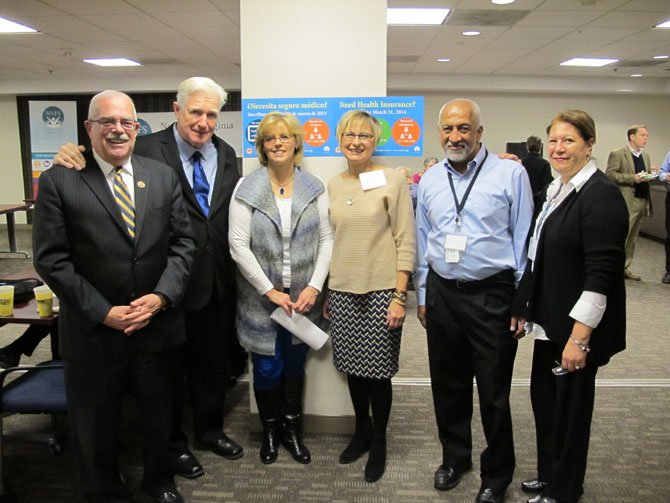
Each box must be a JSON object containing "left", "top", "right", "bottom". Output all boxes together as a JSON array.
[{"left": 444, "top": 150, "right": 488, "bottom": 264}]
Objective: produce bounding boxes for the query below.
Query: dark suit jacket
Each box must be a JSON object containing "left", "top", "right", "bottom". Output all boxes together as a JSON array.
[
  {"left": 32, "top": 152, "right": 195, "bottom": 363},
  {"left": 517, "top": 170, "right": 628, "bottom": 366},
  {"left": 134, "top": 126, "right": 240, "bottom": 312},
  {"left": 522, "top": 153, "right": 554, "bottom": 196},
  {"left": 605, "top": 146, "right": 652, "bottom": 216}
]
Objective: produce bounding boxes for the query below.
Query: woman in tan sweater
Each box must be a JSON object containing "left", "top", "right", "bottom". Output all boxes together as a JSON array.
[{"left": 325, "top": 110, "right": 415, "bottom": 482}]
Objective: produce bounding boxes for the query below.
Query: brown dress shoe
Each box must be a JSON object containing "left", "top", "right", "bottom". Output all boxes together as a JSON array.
[{"left": 624, "top": 271, "right": 641, "bottom": 281}]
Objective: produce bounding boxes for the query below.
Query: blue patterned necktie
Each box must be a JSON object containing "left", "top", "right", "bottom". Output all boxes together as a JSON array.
[
  {"left": 191, "top": 151, "right": 210, "bottom": 217},
  {"left": 114, "top": 166, "right": 135, "bottom": 239}
]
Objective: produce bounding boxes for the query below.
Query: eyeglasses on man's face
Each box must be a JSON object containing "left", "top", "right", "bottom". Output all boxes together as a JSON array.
[
  {"left": 89, "top": 117, "right": 138, "bottom": 130},
  {"left": 263, "top": 134, "right": 295, "bottom": 145},
  {"left": 341, "top": 132, "right": 375, "bottom": 143}
]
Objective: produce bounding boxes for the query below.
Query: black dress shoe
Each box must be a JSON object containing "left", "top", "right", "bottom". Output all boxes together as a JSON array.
[
  {"left": 662, "top": 272, "right": 670, "bottom": 284},
  {"left": 434, "top": 461, "right": 472, "bottom": 491},
  {"left": 527, "top": 496, "right": 556, "bottom": 503},
  {"left": 197, "top": 433, "right": 244, "bottom": 460},
  {"left": 0, "top": 351, "right": 20, "bottom": 370},
  {"left": 150, "top": 489, "right": 184, "bottom": 503},
  {"left": 521, "top": 478, "right": 547, "bottom": 493},
  {"left": 476, "top": 487, "right": 505, "bottom": 503},
  {"left": 171, "top": 450, "right": 204, "bottom": 479}
]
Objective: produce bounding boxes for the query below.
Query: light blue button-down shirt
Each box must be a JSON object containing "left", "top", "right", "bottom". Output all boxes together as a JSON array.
[
  {"left": 414, "top": 145, "right": 534, "bottom": 305},
  {"left": 659, "top": 150, "right": 670, "bottom": 192},
  {"left": 173, "top": 125, "right": 217, "bottom": 205}
]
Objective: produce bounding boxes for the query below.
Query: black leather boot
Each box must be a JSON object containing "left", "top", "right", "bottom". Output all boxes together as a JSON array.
[
  {"left": 364, "top": 436, "right": 386, "bottom": 483},
  {"left": 281, "top": 376, "right": 311, "bottom": 464},
  {"left": 339, "top": 416, "right": 373, "bottom": 464},
  {"left": 254, "top": 387, "right": 283, "bottom": 464}
]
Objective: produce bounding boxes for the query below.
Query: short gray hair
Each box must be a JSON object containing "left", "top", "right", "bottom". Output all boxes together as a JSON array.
[
  {"left": 88, "top": 90, "right": 136, "bottom": 120},
  {"left": 176, "top": 77, "right": 227, "bottom": 110},
  {"left": 438, "top": 98, "right": 482, "bottom": 128}
]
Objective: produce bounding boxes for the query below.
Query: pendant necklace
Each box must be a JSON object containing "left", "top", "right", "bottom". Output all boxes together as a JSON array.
[{"left": 269, "top": 173, "right": 295, "bottom": 196}]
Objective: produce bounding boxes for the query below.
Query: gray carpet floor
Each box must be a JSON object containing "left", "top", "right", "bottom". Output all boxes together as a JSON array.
[{"left": 0, "top": 227, "right": 668, "bottom": 502}]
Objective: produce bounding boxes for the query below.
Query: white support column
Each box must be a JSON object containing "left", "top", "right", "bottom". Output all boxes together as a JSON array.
[{"left": 240, "top": 0, "right": 388, "bottom": 431}]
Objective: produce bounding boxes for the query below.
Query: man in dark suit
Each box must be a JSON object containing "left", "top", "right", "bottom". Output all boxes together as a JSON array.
[
  {"left": 606, "top": 125, "right": 654, "bottom": 281},
  {"left": 54, "top": 77, "right": 243, "bottom": 479},
  {"left": 33, "top": 90, "right": 195, "bottom": 503},
  {"left": 521, "top": 135, "right": 554, "bottom": 198}
]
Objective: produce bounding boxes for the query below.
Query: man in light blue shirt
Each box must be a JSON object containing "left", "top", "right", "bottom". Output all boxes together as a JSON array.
[
  {"left": 415, "top": 98, "right": 533, "bottom": 503},
  {"left": 659, "top": 150, "right": 670, "bottom": 284}
]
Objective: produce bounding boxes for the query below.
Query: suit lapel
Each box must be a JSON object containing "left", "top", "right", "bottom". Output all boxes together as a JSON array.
[
  {"left": 208, "top": 135, "right": 228, "bottom": 218},
  {"left": 132, "top": 155, "right": 149, "bottom": 239},
  {"left": 623, "top": 149, "right": 634, "bottom": 174},
  {"left": 80, "top": 155, "right": 133, "bottom": 242}
]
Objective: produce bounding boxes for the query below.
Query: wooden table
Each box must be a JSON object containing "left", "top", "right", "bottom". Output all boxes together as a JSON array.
[{"left": 0, "top": 203, "right": 32, "bottom": 258}]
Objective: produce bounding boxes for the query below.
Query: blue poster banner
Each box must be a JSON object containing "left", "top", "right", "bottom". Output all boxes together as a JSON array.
[{"left": 242, "top": 96, "right": 424, "bottom": 158}]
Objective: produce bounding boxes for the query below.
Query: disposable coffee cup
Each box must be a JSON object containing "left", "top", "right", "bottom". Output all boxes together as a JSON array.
[
  {"left": 33, "top": 285, "right": 54, "bottom": 317},
  {"left": 0, "top": 285, "right": 15, "bottom": 317}
]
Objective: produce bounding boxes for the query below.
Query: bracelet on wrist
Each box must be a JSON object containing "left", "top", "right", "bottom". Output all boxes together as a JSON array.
[
  {"left": 392, "top": 290, "right": 408, "bottom": 303},
  {"left": 569, "top": 334, "right": 590, "bottom": 352},
  {"left": 391, "top": 298, "right": 406, "bottom": 307}
]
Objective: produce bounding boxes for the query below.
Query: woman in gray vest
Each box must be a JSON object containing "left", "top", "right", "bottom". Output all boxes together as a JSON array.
[{"left": 229, "top": 112, "right": 333, "bottom": 465}]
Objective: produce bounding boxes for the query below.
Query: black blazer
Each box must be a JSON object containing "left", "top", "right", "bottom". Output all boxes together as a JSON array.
[
  {"left": 32, "top": 153, "right": 195, "bottom": 363},
  {"left": 134, "top": 126, "right": 240, "bottom": 311},
  {"left": 522, "top": 153, "right": 554, "bottom": 197},
  {"left": 517, "top": 169, "right": 628, "bottom": 366}
]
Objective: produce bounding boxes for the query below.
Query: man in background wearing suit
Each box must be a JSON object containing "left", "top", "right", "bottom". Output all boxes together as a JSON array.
[
  {"left": 34, "top": 90, "right": 195, "bottom": 503},
  {"left": 606, "top": 125, "right": 654, "bottom": 281},
  {"left": 54, "top": 77, "right": 243, "bottom": 479}
]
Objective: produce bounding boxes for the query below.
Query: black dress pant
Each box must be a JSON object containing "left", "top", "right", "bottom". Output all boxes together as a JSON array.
[
  {"left": 64, "top": 348, "right": 175, "bottom": 502},
  {"left": 171, "top": 292, "right": 236, "bottom": 447},
  {"left": 665, "top": 191, "right": 670, "bottom": 273},
  {"left": 531, "top": 338, "right": 598, "bottom": 503},
  {"left": 425, "top": 268, "right": 518, "bottom": 493}
]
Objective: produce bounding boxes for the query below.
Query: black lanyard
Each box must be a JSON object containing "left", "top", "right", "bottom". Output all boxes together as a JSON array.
[{"left": 447, "top": 149, "right": 489, "bottom": 230}]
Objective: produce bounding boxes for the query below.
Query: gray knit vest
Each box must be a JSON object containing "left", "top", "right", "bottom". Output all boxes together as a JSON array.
[{"left": 234, "top": 166, "right": 328, "bottom": 355}]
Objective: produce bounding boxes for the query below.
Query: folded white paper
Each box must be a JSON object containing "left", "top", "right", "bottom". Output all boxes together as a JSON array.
[{"left": 270, "top": 308, "right": 329, "bottom": 350}]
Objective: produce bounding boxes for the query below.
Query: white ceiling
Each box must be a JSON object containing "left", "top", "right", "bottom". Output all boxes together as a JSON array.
[{"left": 0, "top": 0, "right": 669, "bottom": 95}]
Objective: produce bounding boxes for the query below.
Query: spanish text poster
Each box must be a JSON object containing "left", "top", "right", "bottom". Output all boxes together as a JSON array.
[{"left": 242, "top": 96, "right": 424, "bottom": 158}]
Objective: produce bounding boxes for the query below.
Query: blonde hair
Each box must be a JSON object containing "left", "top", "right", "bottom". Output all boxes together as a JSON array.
[
  {"left": 254, "top": 112, "right": 304, "bottom": 166},
  {"left": 336, "top": 110, "right": 381, "bottom": 146}
]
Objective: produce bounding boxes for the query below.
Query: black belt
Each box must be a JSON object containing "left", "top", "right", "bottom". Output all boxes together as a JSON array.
[{"left": 432, "top": 268, "right": 515, "bottom": 290}]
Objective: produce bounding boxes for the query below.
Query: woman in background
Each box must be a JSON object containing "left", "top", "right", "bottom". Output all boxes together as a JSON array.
[
  {"left": 325, "top": 110, "right": 415, "bottom": 483},
  {"left": 229, "top": 112, "right": 333, "bottom": 465}
]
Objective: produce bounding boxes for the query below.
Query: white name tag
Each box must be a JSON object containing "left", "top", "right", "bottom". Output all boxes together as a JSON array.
[
  {"left": 446, "top": 249, "right": 460, "bottom": 263},
  {"left": 445, "top": 234, "right": 467, "bottom": 251},
  {"left": 359, "top": 170, "right": 387, "bottom": 191}
]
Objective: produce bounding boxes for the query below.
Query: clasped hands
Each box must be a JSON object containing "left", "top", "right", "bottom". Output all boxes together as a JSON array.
[
  {"left": 267, "top": 286, "right": 319, "bottom": 317},
  {"left": 103, "top": 293, "right": 165, "bottom": 335}
]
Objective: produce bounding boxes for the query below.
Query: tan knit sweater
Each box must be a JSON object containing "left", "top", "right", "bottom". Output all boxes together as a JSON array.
[{"left": 328, "top": 167, "right": 415, "bottom": 294}]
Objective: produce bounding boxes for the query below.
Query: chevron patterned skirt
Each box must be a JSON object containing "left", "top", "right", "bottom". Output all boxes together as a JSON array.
[{"left": 329, "top": 289, "right": 402, "bottom": 379}]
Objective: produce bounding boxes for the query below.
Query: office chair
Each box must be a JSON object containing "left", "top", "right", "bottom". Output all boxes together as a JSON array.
[{"left": 0, "top": 360, "right": 67, "bottom": 499}]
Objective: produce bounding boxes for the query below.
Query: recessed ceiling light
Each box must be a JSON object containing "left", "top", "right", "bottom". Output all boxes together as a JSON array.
[
  {"left": 630, "top": 74, "right": 642, "bottom": 77},
  {"left": 0, "top": 17, "right": 37, "bottom": 33},
  {"left": 437, "top": 58, "right": 451, "bottom": 62},
  {"left": 387, "top": 8, "right": 450, "bottom": 25},
  {"left": 655, "top": 19, "right": 670, "bottom": 28},
  {"left": 462, "top": 30, "right": 481, "bottom": 36},
  {"left": 653, "top": 55, "right": 669, "bottom": 59},
  {"left": 491, "top": 0, "right": 515, "bottom": 4},
  {"left": 83, "top": 58, "right": 141, "bottom": 67},
  {"left": 559, "top": 57, "right": 618, "bottom": 67}
]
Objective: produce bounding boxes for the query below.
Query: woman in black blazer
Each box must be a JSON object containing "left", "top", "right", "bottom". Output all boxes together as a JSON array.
[{"left": 516, "top": 110, "right": 629, "bottom": 503}]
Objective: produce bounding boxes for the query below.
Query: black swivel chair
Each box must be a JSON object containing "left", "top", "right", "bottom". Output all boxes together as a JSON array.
[{"left": 0, "top": 360, "right": 67, "bottom": 499}]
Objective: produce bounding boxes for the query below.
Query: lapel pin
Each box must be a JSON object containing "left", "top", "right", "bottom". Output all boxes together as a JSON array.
[{"left": 137, "top": 181, "right": 146, "bottom": 189}]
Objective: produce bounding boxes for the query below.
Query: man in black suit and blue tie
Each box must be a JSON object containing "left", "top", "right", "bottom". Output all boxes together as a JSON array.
[
  {"left": 33, "top": 90, "right": 195, "bottom": 503},
  {"left": 54, "top": 77, "right": 243, "bottom": 479}
]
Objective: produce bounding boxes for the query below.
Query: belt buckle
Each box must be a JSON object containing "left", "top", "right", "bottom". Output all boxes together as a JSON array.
[{"left": 455, "top": 279, "right": 469, "bottom": 289}]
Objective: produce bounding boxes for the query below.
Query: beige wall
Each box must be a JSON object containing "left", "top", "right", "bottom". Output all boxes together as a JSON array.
[
  {"left": 0, "top": 96, "right": 27, "bottom": 224},
  {"left": 392, "top": 92, "right": 670, "bottom": 174}
]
